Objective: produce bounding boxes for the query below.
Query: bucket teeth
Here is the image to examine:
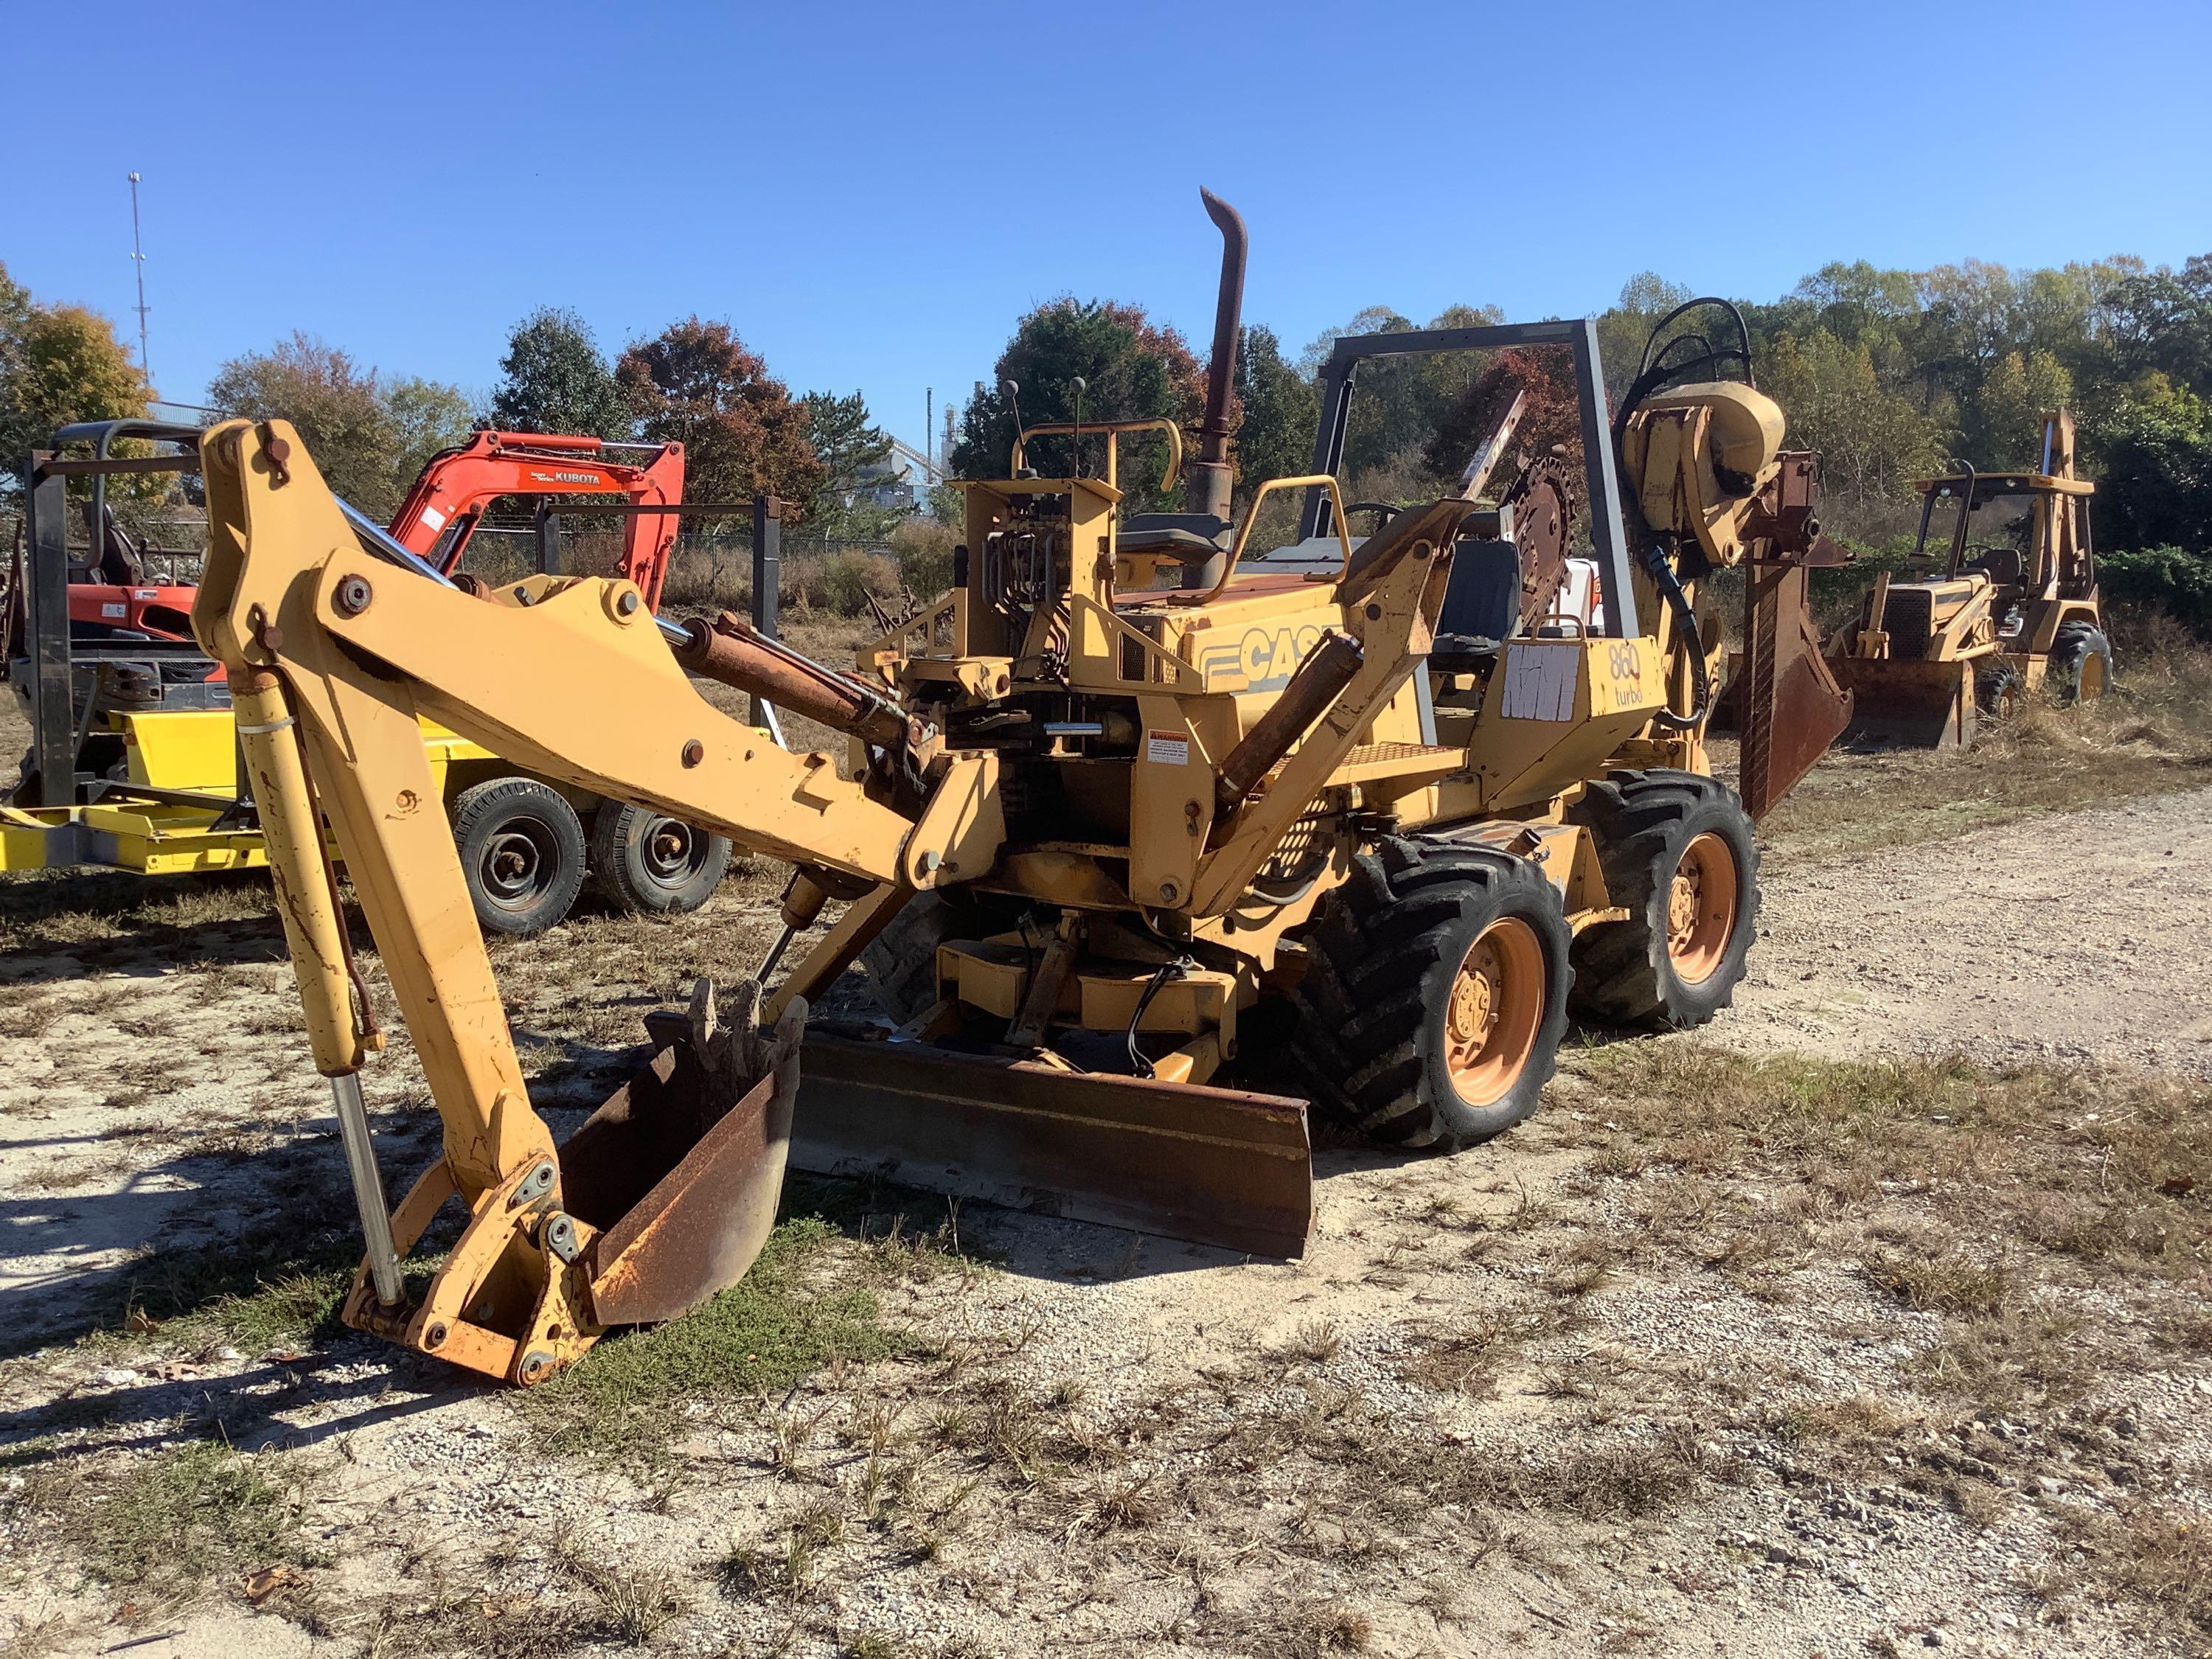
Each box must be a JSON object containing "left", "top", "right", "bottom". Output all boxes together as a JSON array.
[{"left": 559, "top": 978, "right": 804, "bottom": 1329}]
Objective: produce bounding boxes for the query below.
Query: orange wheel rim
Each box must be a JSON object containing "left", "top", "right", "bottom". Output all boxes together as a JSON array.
[
  {"left": 1444, "top": 917, "right": 1545, "bottom": 1105},
  {"left": 2079, "top": 654, "right": 2107, "bottom": 699},
  {"left": 1666, "top": 832, "right": 1739, "bottom": 984}
]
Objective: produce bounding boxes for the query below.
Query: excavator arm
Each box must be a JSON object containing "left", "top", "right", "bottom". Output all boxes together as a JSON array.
[
  {"left": 386, "top": 430, "right": 686, "bottom": 607},
  {"left": 193, "top": 418, "right": 961, "bottom": 1384}
]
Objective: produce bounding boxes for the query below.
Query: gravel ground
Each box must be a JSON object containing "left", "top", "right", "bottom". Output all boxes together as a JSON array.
[
  {"left": 1, "top": 777, "right": 2208, "bottom": 1658},
  {"left": 1728, "top": 786, "right": 2212, "bottom": 1079}
]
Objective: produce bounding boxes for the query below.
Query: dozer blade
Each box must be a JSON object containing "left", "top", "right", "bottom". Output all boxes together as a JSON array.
[
  {"left": 791, "top": 1032, "right": 1315, "bottom": 1259},
  {"left": 562, "top": 981, "right": 800, "bottom": 1327},
  {"left": 1736, "top": 558, "right": 1853, "bottom": 818},
  {"left": 1831, "top": 655, "right": 1974, "bottom": 749}
]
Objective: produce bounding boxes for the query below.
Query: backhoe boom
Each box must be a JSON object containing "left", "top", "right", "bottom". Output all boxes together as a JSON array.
[{"left": 192, "top": 419, "right": 936, "bottom": 1383}]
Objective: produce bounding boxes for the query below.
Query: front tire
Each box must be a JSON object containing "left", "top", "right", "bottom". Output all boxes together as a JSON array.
[
  {"left": 452, "top": 777, "right": 588, "bottom": 938},
  {"left": 1288, "top": 838, "right": 1571, "bottom": 1150},
  {"left": 1567, "top": 769, "right": 1759, "bottom": 1032},
  {"left": 590, "top": 801, "right": 731, "bottom": 915},
  {"left": 1977, "top": 662, "right": 2025, "bottom": 725}
]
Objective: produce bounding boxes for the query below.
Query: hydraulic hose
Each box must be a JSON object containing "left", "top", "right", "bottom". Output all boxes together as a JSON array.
[{"left": 1641, "top": 541, "right": 1709, "bottom": 732}]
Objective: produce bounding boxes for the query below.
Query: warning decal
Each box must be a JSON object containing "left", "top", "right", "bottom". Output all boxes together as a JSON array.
[{"left": 1145, "top": 730, "right": 1191, "bottom": 765}]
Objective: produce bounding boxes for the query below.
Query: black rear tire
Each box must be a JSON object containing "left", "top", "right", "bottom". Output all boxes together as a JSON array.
[
  {"left": 452, "top": 777, "right": 588, "bottom": 938},
  {"left": 1566, "top": 769, "right": 1759, "bottom": 1032},
  {"left": 861, "top": 889, "right": 1027, "bottom": 1026},
  {"left": 1287, "top": 837, "right": 1571, "bottom": 1151},
  {"left": 589, "top": 801, "right": 731, "bottom": 915},
  {"left": 2049, "top": 619, "right": 2112, "bottom": 703}
]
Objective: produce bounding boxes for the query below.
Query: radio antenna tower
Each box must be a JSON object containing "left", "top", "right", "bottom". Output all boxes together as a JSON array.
[{"left": 127, "top": 172, "right": 152, "bottom": 387}]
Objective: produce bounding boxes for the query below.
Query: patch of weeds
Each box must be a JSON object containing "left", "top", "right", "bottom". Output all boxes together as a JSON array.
[
  {"left": 1863, "top": 1242, "right": 2013, "bottom": 1316},
  {"left": 10, "top": 1439, "right": 313, "bottom": 1597},
  {"left": 525, "top": 1219, "right": 897, "bottom": 1459},
  {"left": 571, "top": 1561, "right": 691, "bottom": 1646},
  {"left": 1397, "top": 1317, "right": 1505, "bottom": 1396}
]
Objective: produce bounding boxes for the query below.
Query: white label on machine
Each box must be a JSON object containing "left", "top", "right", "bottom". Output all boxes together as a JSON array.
[
  {"left": 101, "top": 602, "right": 127, "bottom": 619},
  {"left": 1498, "top": 644, "right": 1579, "bottom": 722},
  {"left": 418, "top": 505, "right": 448, "bottom": 533},
  {"left": 1145, "top": 730, "right": 1191, "bottom": 765}
]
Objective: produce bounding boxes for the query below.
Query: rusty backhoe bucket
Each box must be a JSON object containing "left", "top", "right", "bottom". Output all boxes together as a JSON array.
[
  {"left": 560, "top": 981, "right": 801, "bottom": 1327},
  {"left": 790, "top": 1032, "right": 1315, "bottom": 1259},
  {"left": 1830, "top": 655, "right": 1975, "bottom": 749},
  {"left": 1731, "top": 557, "right": 1854, "bottom": 818}
]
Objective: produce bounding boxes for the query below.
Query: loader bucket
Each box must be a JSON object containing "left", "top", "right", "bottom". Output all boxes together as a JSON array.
[
  {"left": 790, "top": 1032, "right": 1314, "bottom": 1259},
  {"left": 557, "top": 986, "right": 798, "bottom": 1327},
  {"left": 1832, "top": 656, "right": 1974, "bottom": 749}
]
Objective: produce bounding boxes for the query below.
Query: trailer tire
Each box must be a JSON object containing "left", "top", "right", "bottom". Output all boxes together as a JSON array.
[
  {"left": 452, "top": 777, "right": 588, "bottom": 938},
  {"left": 862, "top": 890, "right": 1026, "bottom": 1026},
  {"left": 1566, "top": 768, "right": 1759, "bottom": 1032},
  {"left": 2050, "top": 620, "right": 2112, "bottom": 703},
  {"left": 590, "top": 802, "right": 731, "bottom": 916},
  {"left": 1287, "top": 838, "right": 1571, "bottom": 1150}
]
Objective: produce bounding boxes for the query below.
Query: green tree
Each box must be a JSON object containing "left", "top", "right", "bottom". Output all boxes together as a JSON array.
[
  {"left": 208, "top": 333, "right": 402, "bottom": 514},
  {"left": 616, "top": 319, "right": 824, "bottom": 525},
  {"left": 1597, "top": 273, "right": 1694, "bottom": 399},
  {"left": 489, "top": 307, "right": 631, "bottom": 439},
  {"left": 1231, "top": 324, "right": 1317, "bottom": 495},
  {"left": 1761, "top": 329, "right": 1947, "bottom": 502},
  {"left": 2107, "top": 254, "right": 2212, "bottom": 397},
  {"left": 2093, "top": 380, "right": 2212, "bottom": 554},
  {"left": 1971, "top": 349, "right": 2075, "bottom": 468},
  {"left": 804, "top": 389, "right": 900, "bottom": 538},
  {"left": 383, "top": 375, "right": 476, "bottom": 487},
  {"left": 951, "top": 298, "right": 1203, "bottom": 511},
  {"left": 0, "top": 297, "right": 150, "bottom": 498}
]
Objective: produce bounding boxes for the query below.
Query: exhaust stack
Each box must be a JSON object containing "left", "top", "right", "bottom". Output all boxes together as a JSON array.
[{"left": 1186, "top": 188, "right": 1248, "bottom": 526}]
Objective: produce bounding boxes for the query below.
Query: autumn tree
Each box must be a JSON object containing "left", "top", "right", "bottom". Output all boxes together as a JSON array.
[
  {"left": 490, "top": 307, "right": 630, "bottom": 439},
  {"left": 1423, "top": 347, "right": 1585, "bottom": 498},
  {"left": 0, "top": 287, "right": 150, "bottom": 498},
  {"left": 209, "top": 334, "right": 394, "bottom": 512},
  {"left": 616, "top": 319, "right": 824, "bottom": 526}
]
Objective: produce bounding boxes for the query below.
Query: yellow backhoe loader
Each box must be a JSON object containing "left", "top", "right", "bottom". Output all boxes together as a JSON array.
[
  {"left": 1829, "top": 411, "right": 2111, "bottom": 746},
  {"left": 190, "top": 195, "right": 1848, "bottom": 1385}
]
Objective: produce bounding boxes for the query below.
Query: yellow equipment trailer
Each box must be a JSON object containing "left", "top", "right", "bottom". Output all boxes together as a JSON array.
[{"left": 3, "top": 424, "right": 731, "bottom": 931}]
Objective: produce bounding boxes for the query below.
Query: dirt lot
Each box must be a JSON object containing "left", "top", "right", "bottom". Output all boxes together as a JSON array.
[{"left": 1, "top": 658, "right": 2210, "bottom": 1658}]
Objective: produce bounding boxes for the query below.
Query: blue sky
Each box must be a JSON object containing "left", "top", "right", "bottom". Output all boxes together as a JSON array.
[{"left": 7, "top": 0, "right": 2208, "bottom": 458}]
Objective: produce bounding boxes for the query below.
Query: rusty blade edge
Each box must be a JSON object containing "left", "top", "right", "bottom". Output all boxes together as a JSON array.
[{"left": 791, "top": 1033, "right": 1314, "bottom": 1260}]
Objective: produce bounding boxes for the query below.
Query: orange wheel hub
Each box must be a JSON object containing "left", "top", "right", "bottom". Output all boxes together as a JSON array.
[
  {"left": 1444, "top": 917, "right": 1545, "bottom": 1105},
  {"left": 1666, "top": 832, "right": 1739, "bottom": 984}
]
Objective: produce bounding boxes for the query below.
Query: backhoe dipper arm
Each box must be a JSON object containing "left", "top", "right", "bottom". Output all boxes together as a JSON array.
[{"left": 192, "top": 420, "right": 939, "bottom": 1385}]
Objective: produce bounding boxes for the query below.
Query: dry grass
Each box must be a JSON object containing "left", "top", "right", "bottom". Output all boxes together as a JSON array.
[
  {"left": 1, "top": 1438, "right": 317, "bottom": 1604},
  {"left": 1756, "top": 612, "right": 2212, "bottom": 863}
]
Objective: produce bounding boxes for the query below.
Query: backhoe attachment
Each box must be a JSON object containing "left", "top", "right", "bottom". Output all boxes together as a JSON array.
[{"left": 195, "top": 420, "right": 810, "bottom": 1385}]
